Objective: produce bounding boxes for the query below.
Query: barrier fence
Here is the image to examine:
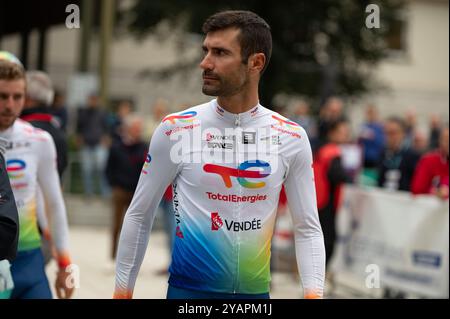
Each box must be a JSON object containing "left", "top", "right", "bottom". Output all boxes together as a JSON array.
[{"left": 330, "top": 185, "right": 449, "bottom": 298}]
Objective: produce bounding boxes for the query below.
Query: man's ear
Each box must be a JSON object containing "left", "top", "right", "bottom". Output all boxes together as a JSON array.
[{"left": 248, "top": 53, "right": 266, "bottom": 74}]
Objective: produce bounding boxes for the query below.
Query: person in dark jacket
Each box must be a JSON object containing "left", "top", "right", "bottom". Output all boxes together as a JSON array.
[
  {"left": 20, "top": 71, "right": 69, "bottom": 266},
  {"left": 377, "top": 117, "right": 420, "bottom": 192},
  {"left": 358, "top": 105, "right": 385, "bottom": 169},
  {"left": 0, "top": 53, "right": 20, "bottom": 262},
  {"left": 109, "top": 100, "right": 133, "bottom": 143},
  {"left": 0, "top": 137, "right": 19, "bottom": 299},
  {"left": 50, "top": 90, "right": 68, "bottom": 132},
  {"left": 0, "top": 51, "right": 20, "bottom": 299},
  {"left": 105, "top": 114, "right": 147, "bottom": 260},
  {"left": 0, "top": 138, "right": 19, "bottom": 262},
  {"left": 76, "top": 93, "right": 111, "bottom": 197},
  {"left": 21, "top": 71, "right": 68, "bottom": 178}
]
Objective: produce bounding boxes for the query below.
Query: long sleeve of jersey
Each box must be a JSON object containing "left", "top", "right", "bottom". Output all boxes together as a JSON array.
[
  {"left": 36, "top": 187, "right": 51, "bottom": 240},
  {"left": 37, "top": 134, "right": 71, "bottom": 268},
  {"left": 114, "top": 121, "right": 179, "bottom": 298},
  {"left": 283, "top": 129, "right": 326, "bottom": 298}
]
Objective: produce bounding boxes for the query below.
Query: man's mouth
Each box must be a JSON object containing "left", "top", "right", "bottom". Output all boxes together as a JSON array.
[
  {"left": 202, "top": 71, "right": 219, "bottom": 81},
  {"left": 203, "top": 76, "right": 219, "bottom": 81}
]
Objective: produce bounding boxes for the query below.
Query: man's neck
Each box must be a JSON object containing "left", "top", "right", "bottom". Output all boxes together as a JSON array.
[{"left": 216, "top": 89, "right": 259, "bottom": 114}]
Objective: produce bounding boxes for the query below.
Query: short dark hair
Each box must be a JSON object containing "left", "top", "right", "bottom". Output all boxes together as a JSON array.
[
  {"left": 202, "top": 10, "right": 272, "bottom": 74},
  {"left": 0, "top": 60, "right": 25, "bottom": 81}
]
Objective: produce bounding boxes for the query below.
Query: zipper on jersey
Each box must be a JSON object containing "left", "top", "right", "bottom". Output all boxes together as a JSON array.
[
  {"left": 233, "top": 113, "right": 241, "bottom": 294},
  {"left": 235, "top": 113, "right": 241, "bottom": 127}
]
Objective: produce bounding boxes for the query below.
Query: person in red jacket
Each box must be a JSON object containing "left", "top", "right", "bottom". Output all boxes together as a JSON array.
[
  {"left": 411, "top": 126, "right": 449, "bottom": 199},
  {"left": 313, "top": 119, "right": 351, "bottom": 266}
]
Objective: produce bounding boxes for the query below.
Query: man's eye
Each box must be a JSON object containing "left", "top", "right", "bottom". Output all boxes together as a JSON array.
[{"left": 13, "top": 95, "right": 23, "bottom": 100}]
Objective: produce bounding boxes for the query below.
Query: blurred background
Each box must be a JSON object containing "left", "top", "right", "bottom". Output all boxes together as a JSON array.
[{"left": 0, "top": 0, "right": 448, "bottom": 299}]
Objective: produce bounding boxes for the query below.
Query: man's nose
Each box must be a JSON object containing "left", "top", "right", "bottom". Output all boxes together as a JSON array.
[
  {"left": 199, "top": 54, "right": 213, "bottom": 70},
  {"left": 4, "top": 96, "right": 15, "bottom": 108}
]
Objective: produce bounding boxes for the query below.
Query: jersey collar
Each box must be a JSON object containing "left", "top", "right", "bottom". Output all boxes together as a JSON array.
[{"left": 210, "top": 99, "right": 262, "bottom": 126}]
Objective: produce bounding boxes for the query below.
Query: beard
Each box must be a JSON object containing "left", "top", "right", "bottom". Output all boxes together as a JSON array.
[
  {"left": 0, "top": 112, "right": 18, "bottom": 131},
  {"left": 202, "top": 69, "right": 249, "bottom": 97}
]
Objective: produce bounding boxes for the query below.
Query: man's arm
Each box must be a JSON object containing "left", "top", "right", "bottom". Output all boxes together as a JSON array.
[
  {"left": 283, "top": 128, "right": 326, "bottom": 299},
  {"left": 114, "top": 121, "right": 179, "bottom": 298},
  {"left": 36, "top": 132, "right": 73, "bottom": 298}
]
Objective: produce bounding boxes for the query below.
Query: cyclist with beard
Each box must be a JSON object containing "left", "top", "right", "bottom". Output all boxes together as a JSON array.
[{"left": 114, "top": 11, "right": 325, "bottom": 299}]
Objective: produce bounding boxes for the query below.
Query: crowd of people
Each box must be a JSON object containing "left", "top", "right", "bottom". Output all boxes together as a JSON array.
[
  {"left": 285, "top": 97, "right": 449, "bottom": 198},
  {"left": 284, "top": 97, "right": 449, "bottom": 266}
]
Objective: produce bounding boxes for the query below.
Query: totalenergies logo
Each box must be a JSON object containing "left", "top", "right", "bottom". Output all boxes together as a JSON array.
[
  {"left": 203, "top": 160, "right": 271, "bottom": 189},
  {"left": 7, "top": 159, "right": 26, "bottom": 179},
  {"left": 163, "top": 111, "right": 197, "bottom": 124},
  {"left": 142, "top": 153, "right": 151, "bottom": 175},
  {"left": 272, "top": 114, "right": 300, "bottom": 130}
]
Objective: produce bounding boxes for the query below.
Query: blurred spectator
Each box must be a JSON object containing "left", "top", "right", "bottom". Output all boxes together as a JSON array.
[
  {"left": 109, "top": 100, "right": 133, "bottom": 142},
  {"left": 377, "top": 117, "right": 420, "bottom": 192},
  {"left": 313, "top": 119, "right": 351, "bottom": 267},
  {"left": 105, "top": 114, "right": 147, "bottom": 260},
  {"left": 21, "top": 71, "right": 69, "bottom": 266},
  {"left": 50, "top": 90, "right": 68, "bottom": 132},
  {"left": 428, "top": 114, "right": 442, "bottom": 150},
  {"left": 291, "top": 100, "right": 317, "bottom": 144},
  {"left": 21, "top": 71, "right": 68, "bottom": 178},
  {"left": 145, "top": 98, "right": 169, "bottom": 141},
  {"left": 317, "top": 97, "right": 346, "bottom": 150},
  {"left": 358, "top": 105, "right": 385, "bottom": 168},
  {"left": 76, "top": 93, "right": 111, "bottom": 197},
  {"left": 411, "top": 126, "right": 449, "bottom": 200},
  {"left": 404, "top": 109, "right": 417, "bottom": 149},
  {"left": 411, "top": 128, "right": 429, "bottom": 155}
]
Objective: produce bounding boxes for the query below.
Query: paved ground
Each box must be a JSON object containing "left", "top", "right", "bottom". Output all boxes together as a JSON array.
[{"left": 44, "top": 194, "right": 356, "bottom": 299}]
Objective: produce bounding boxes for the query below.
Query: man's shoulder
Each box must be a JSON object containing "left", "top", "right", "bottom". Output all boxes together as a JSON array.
[
  {"left": 268, "top": 110, "right": 308, "bottom": 142},
  {"left": 15, "top": 119, "right": 53, "bottom": 143},
  {"left": 161, "top": 102, "right": 210, "bottom": 126}
]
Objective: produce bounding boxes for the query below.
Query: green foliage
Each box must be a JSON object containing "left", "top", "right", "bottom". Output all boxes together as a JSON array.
[{"left": 126, "top": 0, "right": 404, "bottom": 106}]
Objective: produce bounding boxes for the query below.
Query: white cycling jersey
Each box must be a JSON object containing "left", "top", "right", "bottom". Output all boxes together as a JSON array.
[
  {"left": 0, "top": 119, "right": 71, "bottom": 267},
  {"left": 115, "top": 99, "right": 325, "bottom": 298}
]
